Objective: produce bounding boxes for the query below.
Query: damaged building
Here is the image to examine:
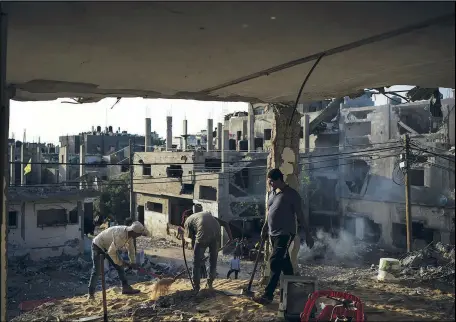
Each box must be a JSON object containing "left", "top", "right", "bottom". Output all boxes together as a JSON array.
[
  {"left": 307, "top": 96, "right": 455, "bottom": 248},
  {"left": 133, "top": 116, "right": 268, "bottom": 244},
  {"left": 7, "top": 186, "right": 99, "bottom": 260},
  {"left": 133, "top": 94, "right": 455, "bottom": 250},
  {"left": 209, "top": 94, "right": 455, "bottom": 249}
]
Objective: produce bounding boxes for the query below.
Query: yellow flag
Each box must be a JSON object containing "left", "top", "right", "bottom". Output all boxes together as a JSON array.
[{"left": 24, "top": 158, "right": 32, "bottom": 175}]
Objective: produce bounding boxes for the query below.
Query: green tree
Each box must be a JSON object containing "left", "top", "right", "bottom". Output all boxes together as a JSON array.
[{"left": 94, "top": 174, "right": 130, "bottom": 224}]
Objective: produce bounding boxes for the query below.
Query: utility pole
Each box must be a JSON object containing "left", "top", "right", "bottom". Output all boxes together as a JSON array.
[
  {"left": 401, "top": 134, "right": 412, "bottom": 252},
  {"left": 129, "top": 139, "right": 135, "bottom": 220}
]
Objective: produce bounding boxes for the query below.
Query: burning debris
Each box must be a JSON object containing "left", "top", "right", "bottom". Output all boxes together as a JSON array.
[{"left": 399, "top": 242, "right": 455, "bottom": 285}]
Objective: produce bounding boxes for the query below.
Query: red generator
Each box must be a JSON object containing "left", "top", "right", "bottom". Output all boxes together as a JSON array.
[{"left": 300, "top": 290, "right": 366, "bottom": 322}]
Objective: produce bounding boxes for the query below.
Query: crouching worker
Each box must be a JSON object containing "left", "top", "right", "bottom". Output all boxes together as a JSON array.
[
  {"left": 179, "top": 204, "right": 232, "bottom": 293},
  {"left": 87, "top": 221, "right": 150, "bottom": 300}
]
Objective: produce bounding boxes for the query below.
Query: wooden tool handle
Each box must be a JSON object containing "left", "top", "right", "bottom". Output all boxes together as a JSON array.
[{"left": 100, "top": 255, "right": 108, "bottom": 322}]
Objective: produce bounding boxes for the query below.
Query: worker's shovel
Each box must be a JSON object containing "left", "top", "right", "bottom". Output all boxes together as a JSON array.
[
  {"left": 100, "top": 255, "right": 108, "bottom": 322},
  {"left": 241, "top": 237, "right": 266, "bottom": 296}
]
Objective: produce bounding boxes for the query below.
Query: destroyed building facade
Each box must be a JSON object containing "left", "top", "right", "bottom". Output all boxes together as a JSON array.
[{"left": 7, "top": 186, "right": 99, "bottom": 260}]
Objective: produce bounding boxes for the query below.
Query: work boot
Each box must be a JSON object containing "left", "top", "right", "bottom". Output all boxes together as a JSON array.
[
  {"left": 193, "top": 285, "right": 200, "bottom": 295},
  {"left": 86, "top": 293, "right": 95, "bottom": 301},
  {"left": 207, "top": 280, "right": 214, "bottom": 290},
  {"left": 252, "top": 294, "right": 273, "bottom": 305},
  {"left": 122, "top": 284, "right": 140, "bottom": 295}
]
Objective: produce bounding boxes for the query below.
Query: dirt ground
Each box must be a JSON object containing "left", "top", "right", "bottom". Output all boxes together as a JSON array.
[{"left": 8, "top": 237, "right": 456, "bottom": 322}]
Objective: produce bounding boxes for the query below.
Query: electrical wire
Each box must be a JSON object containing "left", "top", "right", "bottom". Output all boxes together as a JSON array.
[
  {"left": 130, "top": 139, "right": 401, "bottom": 151},
  {"left": 13, "top": 153, "right": 400, "bottom": 188},
  {"left": 289, "top": 54, "right": 325, "bottom": 126},
  {"left": 10, "top": 144, "right": 402, "bottom": 167},
  {"left": 410, "top": 144, "right": 455, "bottom": 163}
]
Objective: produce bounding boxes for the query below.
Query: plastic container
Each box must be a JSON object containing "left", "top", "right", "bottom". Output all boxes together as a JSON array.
[{"left": 377, "top": 258, "right": 401, "bottom": 282}]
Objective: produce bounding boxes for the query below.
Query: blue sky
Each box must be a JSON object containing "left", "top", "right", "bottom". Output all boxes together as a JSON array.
[{"left": 9, "top": 86, "right": 454, "bottom": 145}]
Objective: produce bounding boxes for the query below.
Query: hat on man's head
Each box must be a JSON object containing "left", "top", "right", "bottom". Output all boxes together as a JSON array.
[{"left": 127, "top": 221, "right": 150, "bottom": 236}]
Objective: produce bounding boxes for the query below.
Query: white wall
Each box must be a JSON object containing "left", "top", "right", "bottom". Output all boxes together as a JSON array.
[{"left": 8, "top": 200, "right": 82, "bottom": 260}]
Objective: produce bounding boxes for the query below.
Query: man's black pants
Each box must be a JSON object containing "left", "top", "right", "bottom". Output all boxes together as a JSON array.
[{"left": 264, "top": 234, "right": 294, "bottom": 299}]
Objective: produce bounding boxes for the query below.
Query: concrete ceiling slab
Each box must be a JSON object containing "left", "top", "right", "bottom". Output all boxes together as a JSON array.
[{"left": 4, "top": 2, "right": 455, "bottom": 102}]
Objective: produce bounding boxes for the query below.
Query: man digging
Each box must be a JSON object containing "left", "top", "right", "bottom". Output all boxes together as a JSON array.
[
  {"left": 179, "top": 204, "right": 233, "bottom": 293},
  {"left": 87, "top": 221, "right": 150, "bottom": 300}
]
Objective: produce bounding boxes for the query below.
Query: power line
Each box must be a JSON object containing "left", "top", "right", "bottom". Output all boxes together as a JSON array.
[
  {"left": 409, "top": 144, "right": 455, "bottom": 163},
  {"left": 9, "top": 145, "right": 402, "bottom": 166},
  {"left": 13, "top": 153, "right": 400, "bottom": 188}
]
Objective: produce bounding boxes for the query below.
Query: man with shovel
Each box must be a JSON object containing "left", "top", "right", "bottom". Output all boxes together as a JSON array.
[
  {"left": 253, "top": 169, "right": 314, "bottom": 305},
  {"left": 87, "top": 221, "right": 150, "bottom": 300},
  {"left": 179, "top": 204, "right": 233, "bottom": 293}
]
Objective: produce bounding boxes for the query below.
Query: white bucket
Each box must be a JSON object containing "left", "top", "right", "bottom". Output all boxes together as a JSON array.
[{"left": 377, "top": 258, "right": 401, "bottom": 282}]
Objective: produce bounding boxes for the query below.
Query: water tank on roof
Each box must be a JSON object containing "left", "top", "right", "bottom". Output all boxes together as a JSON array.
[
  {"left": 239, "top": 140, "right": 248, "bottom": 151},
  {"left": 228, "top": 139, "right": 236, "bottom": 151}
]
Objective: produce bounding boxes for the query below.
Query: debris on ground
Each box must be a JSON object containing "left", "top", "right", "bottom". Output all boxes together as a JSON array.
[
  {"left": 136, "top": 236, "right": 180, "bottom": 251},
  {"left": 399, "top": 242, "right": 455, "bottom": 285}
]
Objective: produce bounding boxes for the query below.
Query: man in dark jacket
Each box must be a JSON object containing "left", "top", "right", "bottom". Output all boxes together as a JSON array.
[{"left": 254, "top": 169, "right": 314, "bottom": 305}]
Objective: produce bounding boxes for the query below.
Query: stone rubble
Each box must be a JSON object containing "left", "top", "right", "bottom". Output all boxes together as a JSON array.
[{"left": 399, "top": 242, "right": 455, "bottom": 285}]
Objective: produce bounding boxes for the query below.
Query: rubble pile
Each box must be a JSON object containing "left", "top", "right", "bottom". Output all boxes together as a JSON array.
[{"left": 399, "top": 242, "right": 455, "bottom": 285}]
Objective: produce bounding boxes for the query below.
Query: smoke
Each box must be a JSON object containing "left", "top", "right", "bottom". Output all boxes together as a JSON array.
[{"left": 298, "top": 229, "right": 371, "bottom": 263}]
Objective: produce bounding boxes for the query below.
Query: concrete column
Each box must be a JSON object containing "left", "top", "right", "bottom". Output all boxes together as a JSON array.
[
  {"left": 207, "top": 119, "right": 213, "bottom": 152},
  {"left": 9, "top": 143, "right": 15, "bottom": 185},
  {"left": 145, "top": 118, "right": 151, "bottom": 152},
  {"left": 217, "top": 122, "right": 222, "bottom": 151},
  {"left": 262, "top": 104, "right": 302, "bottom": 281},
  {"left": 0, "top": 7, "right": 9, "bottom": 317},
  {"left": 35, "top": 145, "right": 42, "bottom": 184},
  {"left": 79, "top": 144, "right": 85, "bottom": 189},
  {"left": 78, "top": 201, "right": 84, "bottom": 254},
  {"left": 182, "top": 119, "right": 188, "bottom": 151},
  {"left": 59, "top": 145, "right": 69, "bottom": 182},
  {"left": 242, "top": 120, "right": 248, "bottom": 140},
  {"left": 221, "top": 127, "right": 229, "bottom": 173},
  {"left": 248, "top": 104, "right": 255, "bottom": 152},
  {"left": 166, "top": 116, "right": 173, "bottom": 151},
  {"left": 20, "top": 142, "right": 25, "bottom": 186}
]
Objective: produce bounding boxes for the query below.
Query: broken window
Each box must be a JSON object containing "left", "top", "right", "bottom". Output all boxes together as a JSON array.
[
  {"left": 8, "top": 211, "right": 18, "bottom": 228},
  {"left": 69, "top": 207, "right": 79, "bottom": 224},
  {"left": 234, "top": 168, "right": 249, "bottom": 189},
  {"left": 146, "top": 201, "right": 163, "bottom": 213},
  {"left": 347, "top": 122, "right": 371, "bottom": 136},
  {"left": 264, "top": 129, "right": 272, "bottom": 141},
  {"left": 205, "top": 158, "right": 221, "bottom": 171},
  {"left": 180, "top": 184, "right": 195, "bottom": 195},
  {"left": 142, "top": 164, "right": 152, "bottom": 176},
  {"left": 347, "top": 110, "right": 372, "bottom": 120},
  {"left": 254, "top": 107, "right": 265, "bottom": 115},
  {"left": 199, "top": 185, "right": 217, "bottom": 201},
  {"left": 37, "top": 209, "right": 67, "bottom": 227},
  {"left": 166, "top": 165, "right": 183, "bottom": 178},
  {"left": 409, "top": 169, "right": 425, "bottom": 186},
  {"left": 397, "top": 110, "right": 431, "bottom": 135},
  {"left": 345, "top": 160, "right": 370, "bottom": 194}
]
